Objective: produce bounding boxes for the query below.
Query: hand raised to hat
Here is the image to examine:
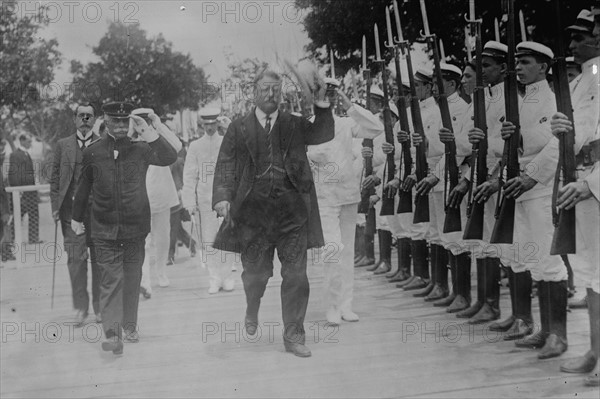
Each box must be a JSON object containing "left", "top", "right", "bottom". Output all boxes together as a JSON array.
[
  {"left": 130, "top": 115, "right": 159, "bottom": 142},
  {"left": 336, "top": 89, "right": 353, "bottom": 111}
]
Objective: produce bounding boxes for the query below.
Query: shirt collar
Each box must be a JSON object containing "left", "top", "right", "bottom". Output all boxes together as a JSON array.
[
  {"left": 255, "top": 107, "right": 279, "bottom": 125},
  {"left": 581, "top": 56, "right": 600, "bottom": 73},
  {"left": 77, "top": 130, "right": 93, "bottom": 141}
]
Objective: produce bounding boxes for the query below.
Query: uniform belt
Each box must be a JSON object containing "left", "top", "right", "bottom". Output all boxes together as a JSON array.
[{"left": 576, "top": 138, "right": 600, "bottom": 167}]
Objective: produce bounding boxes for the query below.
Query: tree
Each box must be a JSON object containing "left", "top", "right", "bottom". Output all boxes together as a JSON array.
[
  {"left": 295, "top": 0, "right": 591, "bottom": 73},
  {"left": 0, "top": 2, "right": 62, "bottom": 147},
  {"left": 71, "top": 22, "right": 212, "bottom": 117}
]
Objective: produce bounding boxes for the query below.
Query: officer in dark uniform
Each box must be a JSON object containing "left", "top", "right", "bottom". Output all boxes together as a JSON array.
[{"left": 71, "top": 102, "right": 178, "bottom": 355}]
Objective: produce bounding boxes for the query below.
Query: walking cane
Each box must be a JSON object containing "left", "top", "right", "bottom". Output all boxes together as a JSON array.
[
  {"left": 51, "top": 219, "right": 58, "bottom": 309},
  {"left": 189, "top": 209, "right": 206, "bottom": 268}
]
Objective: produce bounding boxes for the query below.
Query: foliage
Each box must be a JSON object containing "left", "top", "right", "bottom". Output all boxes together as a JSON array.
[{"left": 71, "top": 22, "right": 211, "bottom": 117}]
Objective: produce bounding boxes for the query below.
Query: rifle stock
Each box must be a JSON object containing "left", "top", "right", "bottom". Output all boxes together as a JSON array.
[
  {"left": 463, "top": 18, "right": 488, "bottom": 240},
  {"left": 400, "top": 42, "right": 430, "bottom": 223},
  {"left": 549, "top": 0, "right": 576, "bottom": 255},
  {"left": 393, "top": 46, "right": 413, "bottom": 214},
  {"left": 358, "top": 69, "right": 375, "bottom": 214},
  {"left": 379, "top": 60, "right": 398, "bottom": 216},
  {"left": 427, "top": 35, "right": 462, "bottom": 233},
  {"left": 490, "top": 0, "right": 519, "bottom": 244}
]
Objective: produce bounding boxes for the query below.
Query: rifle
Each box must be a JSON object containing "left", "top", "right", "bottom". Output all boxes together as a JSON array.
[
  {"left": 391, "top": 2, "right": 413, "bottom": 214},
  {"left": 490, "top": 0, "right": 519, "bottom": 244},
  {"left": 358, "top": 67, "right": 375, "bottom": 215},
  {"left": 378, "top": 59, "right": 397, "bottom": 216},
  {"left": 420, "top": 0, "right": 461, "bottom": 233},
  {"left": 549, "top": 0, "right": 576, "bottom": 255},
  {"left": 463, "top": 12, "right": 488, "bottom": 240}
]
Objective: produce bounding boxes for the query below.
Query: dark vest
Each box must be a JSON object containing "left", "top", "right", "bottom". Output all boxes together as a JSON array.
[{"left": 252, "top": 115, "right": 293, "bottom": 197}]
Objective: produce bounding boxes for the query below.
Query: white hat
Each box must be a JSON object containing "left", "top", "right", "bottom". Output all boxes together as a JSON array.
[
  {"left": 440, "top": 63, "right": 463, "bottom": 81},
  {"left": 566, "top": 10, "right": 594, "bottom": 33},
  {"left": 482, "top": 41, "right": 508, "bottom": 60},
  {"left": 369, "top": 85, "right": 385, "bottom": 99},
  {"left": 198, "top": 107, "right": 221, "bottom": 124},
  {"left": 388, "top": 102, "right": 399, "bottom": 118},
  {"left": 516, "top": 41, "right": 554, "bottom": 60},
  {"left": 414, "top": 67, "right": 433, "bottom": 83}
]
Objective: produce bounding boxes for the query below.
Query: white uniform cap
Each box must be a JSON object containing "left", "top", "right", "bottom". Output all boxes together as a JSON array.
[
  {"left": 440, "top": 63, "right": 463, "bottom": 81},
  {"left": 566, "top": 10, "right": 594, "bottom": 33},
  {"left": 414, "top": 67, "right": 433, "bottom": 83},
  {"left": 516, "top": 41, "right": 554, "bottom": 60},
  {"left": 324, "top": 77, "right": 341, "bottom": 87},
  {"left": 198, "top": 107, "right": 221, "bottom": 124},
  {"left": 482, "top": 41, "right": 508, "bottom": 60}
]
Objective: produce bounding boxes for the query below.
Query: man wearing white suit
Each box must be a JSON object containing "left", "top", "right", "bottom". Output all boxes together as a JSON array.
[{"left": 183, "top": 108, "right": 235, "bottom": 294}]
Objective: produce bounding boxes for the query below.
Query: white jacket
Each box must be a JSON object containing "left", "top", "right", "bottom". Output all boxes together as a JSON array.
[{"left": 182, "top": 133, "right": 223, "bottom": 211}]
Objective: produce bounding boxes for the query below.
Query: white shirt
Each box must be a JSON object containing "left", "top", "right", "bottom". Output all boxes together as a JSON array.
[{"left": 254, "top": 107, "right": 279, "bottom": 132}]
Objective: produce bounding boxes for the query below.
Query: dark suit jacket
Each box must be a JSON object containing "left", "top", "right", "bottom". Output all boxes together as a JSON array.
[
  {"left": 50, "top": 134, "right": 99, "bottom": 219},
  {"left": 72, "top": 135, "right": 178, "bottom": 241},
  {"left": 212, "top": 106, "right": 334, "bottom": 252},
  {"left": 8, "top": 148, "right": 35, "bottom": 187}
]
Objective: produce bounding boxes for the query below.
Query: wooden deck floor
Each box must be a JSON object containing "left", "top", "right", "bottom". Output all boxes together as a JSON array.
[{"left": 1, "top": 202, "right": 598, "bottom": 398}]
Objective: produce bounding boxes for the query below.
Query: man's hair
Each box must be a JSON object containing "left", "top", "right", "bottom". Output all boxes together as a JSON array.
[
  {"left": 73, "top": 103, "right": 97, "bottom": 117},
  {"left": 19, "top": 133, "right": 30, "bottom": 142},
  {"left": 254, "top": 69, "right": 281, "bottom": 84}
]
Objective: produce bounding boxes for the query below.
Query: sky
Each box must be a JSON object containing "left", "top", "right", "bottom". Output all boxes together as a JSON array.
[{"left": 31, "top": 0, "right": 312, "bottom": 86}]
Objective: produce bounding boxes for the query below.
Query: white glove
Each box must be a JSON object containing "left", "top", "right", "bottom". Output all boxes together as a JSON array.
[
  {"left": 129, "top": 115, "right": 159, "bottom": 142},
  {"left": 71, "top": 220, "right": 85, "bottom": 235},
  {"left": 217, "top": 116, "right": 232, "bottom": 130}
]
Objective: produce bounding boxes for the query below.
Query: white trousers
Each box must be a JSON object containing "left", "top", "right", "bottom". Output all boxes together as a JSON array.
[
  {"left": 501, "top": 195, "right": 567, "bottom": 281},
  {"left": 321, "top": 204, "right": 357, "bottom": 312},
  {"left": 570, "top": 169, "right": 600, "bottom": 292},
  {"left": 386, "top": 192, "right": 429, "bottom": 241},
  {"left": 431, "top": 191, "right": 472, "bottom": 255},
  {"left": 141, "top": 209, "right": 171, "bottom": 287},
  {"left": 199, "top": 210, "right": 233, "bottom": 286}
]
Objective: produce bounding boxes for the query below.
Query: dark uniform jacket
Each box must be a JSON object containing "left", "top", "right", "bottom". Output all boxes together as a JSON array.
[
  {"left": 212, "top": 106, "right": 334, "bottom": 252},
  {"left": 8, "top": 148, "right": 35, "bottom": 187},
  {"left": 72, "top": 135, "right": 177, "bottom": 241}
]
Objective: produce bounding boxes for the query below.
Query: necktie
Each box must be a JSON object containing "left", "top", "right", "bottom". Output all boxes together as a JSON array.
[{"left": 265, "top": 115, "right": 272, "bottom": 162}]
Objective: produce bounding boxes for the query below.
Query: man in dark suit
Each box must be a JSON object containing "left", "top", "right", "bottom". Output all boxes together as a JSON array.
[
  {"left": 71, "top": 102, "right": 178, "bottom": 355},
  {"left": 213, "top": 70, "right": 334, "bottom": 357},
  {"left": 0, "top": 136, "right": 11, "bottom": 260},
  {"left": 7, "top": 133, "right": 40, "bottom": 244},
  {"left": 50, "top": 103, "right": 101, "bottom": 326}
]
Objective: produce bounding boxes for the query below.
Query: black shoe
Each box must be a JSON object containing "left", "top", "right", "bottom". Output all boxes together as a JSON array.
[
  {"left": 245, "top": 315, "right": 258, "bottom": 336},
  {"left": 373, "top": 260, "right": 392, "bottom": 275},
  {"left": 424, "top": 284, "right": 449, "bottom": 302},
  {"left": 413, "top": 282, "right": 434, "bottom": 297},
  {"left": 538, "top": 334, "right": 568, "bottom": 359},
  {"left": 568, "top": 296, "right": 588, "bottom": 309},
  {"left": 433, "top": 292, "right": 456, "bottom": 307},
  {"left": 403, "top": 277, "right": 428, "bottom": 291},
  {"left": 489, "top": 315, "right": 516, "bottom": 332},
  {"left": 284, "top": 342, "right": 312, "bottom": 357},
  {"left": 503, "top": 318, "right": 533, "bottom": 341},
  {"left": 515, "top": 330, "right": 548, "bottom": 349},
  {"left": 355, "top": 256, "right": 376, "bottom": 268},
  {"left": 447, "top": 295, "right": 470, "bottom": 313},
  {"left": 560, "top": 350, "right": 597, "bottom": 373},
  {"left": 468, "top": 302, "right": 500, "bottom": 324},
  {"left": 456, "top": 301, "right": 483, "bottom": 318},
  {"left": 102, "top": 339, "right": 123, "bottom": 355},
  {"left": 395, "top": 275, "right": 416, "bottom": 288}
]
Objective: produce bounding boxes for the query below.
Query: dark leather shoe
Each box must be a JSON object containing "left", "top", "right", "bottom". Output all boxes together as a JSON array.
[
  {"left": 355, "top": 256, "right": 375, "bottom": 268},
  {"left": 584, "top": 362, "right": 599, "bottom": 387},
  {"left": 75, "top": 310, "right": 88, "bottom": 327},
  {"left": 124, "top": 330, "right": 139, "bottom": 343},
  {"left": 413, "top": 282, "right": 434, "bottom": 297},
  {"left": 503, "top": 318, "right": 533, "bottom": 341},
  {"left": 366, "top": 260, "right": 383, "bottom": 272},
  {"left": 433, "top": 292, "right": 456, "bottom": 307},
  {"left": 245, "top": 315, "right": 258, "bottom": 336},
  {"left": 403, "top": 277, "right": 428, "bottom": 291},
  {"left": 389, "top": 269, "right": 411, "bottom": 282},
  {"left": 284, "top": 342, "right": 312, "bottom": 357},
  {"left": 568, "top": 296, "right": 588, "bottom": 309},
  {"left": 515, "top": 330, "right": 548, "bottom": 348},
  {"left": 424, "top": 284, "right": 449, "bottom": 302},
  {"left": 560, "top": 350, "right": 597, "bottom": 373},
  {"left": 447, "top": 295, "right": 470, "bottom": 313},
  {"left": 468, "top": 303, "right": 500, "bottom": 324},
  {"left": 102, "top": 339, "right": 123, "bottom": 355},
  {"left": 456, "top": 301, "right": 482, "bottom": 318},
  {"left": 395, "top": 275, "right": 416, "bottom": 288},
  {"left": 538, "top": 334, "right": 568, "bottom": 359},
  {"left": 373, "top": 261, "right": 392, "bottom": 275},
  {"left": 489, "top": 315, "right": 516, "bottom": 332}
]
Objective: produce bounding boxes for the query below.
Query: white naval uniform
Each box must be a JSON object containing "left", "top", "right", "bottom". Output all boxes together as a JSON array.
[
  {"left": 500, "top": 79, "right": 565, "bottom": 281},
  {"left": 307, "top": 105, "right": 383, "bottom": 314},
  {"left": 568, "top": 56, "right": 600, "bottom": 293},
  {"left": 428, "top": 92, "right": 471, "bottom": 255},
  {"left": 182, "top": 133, "right": 234, "bottom": 288}
]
